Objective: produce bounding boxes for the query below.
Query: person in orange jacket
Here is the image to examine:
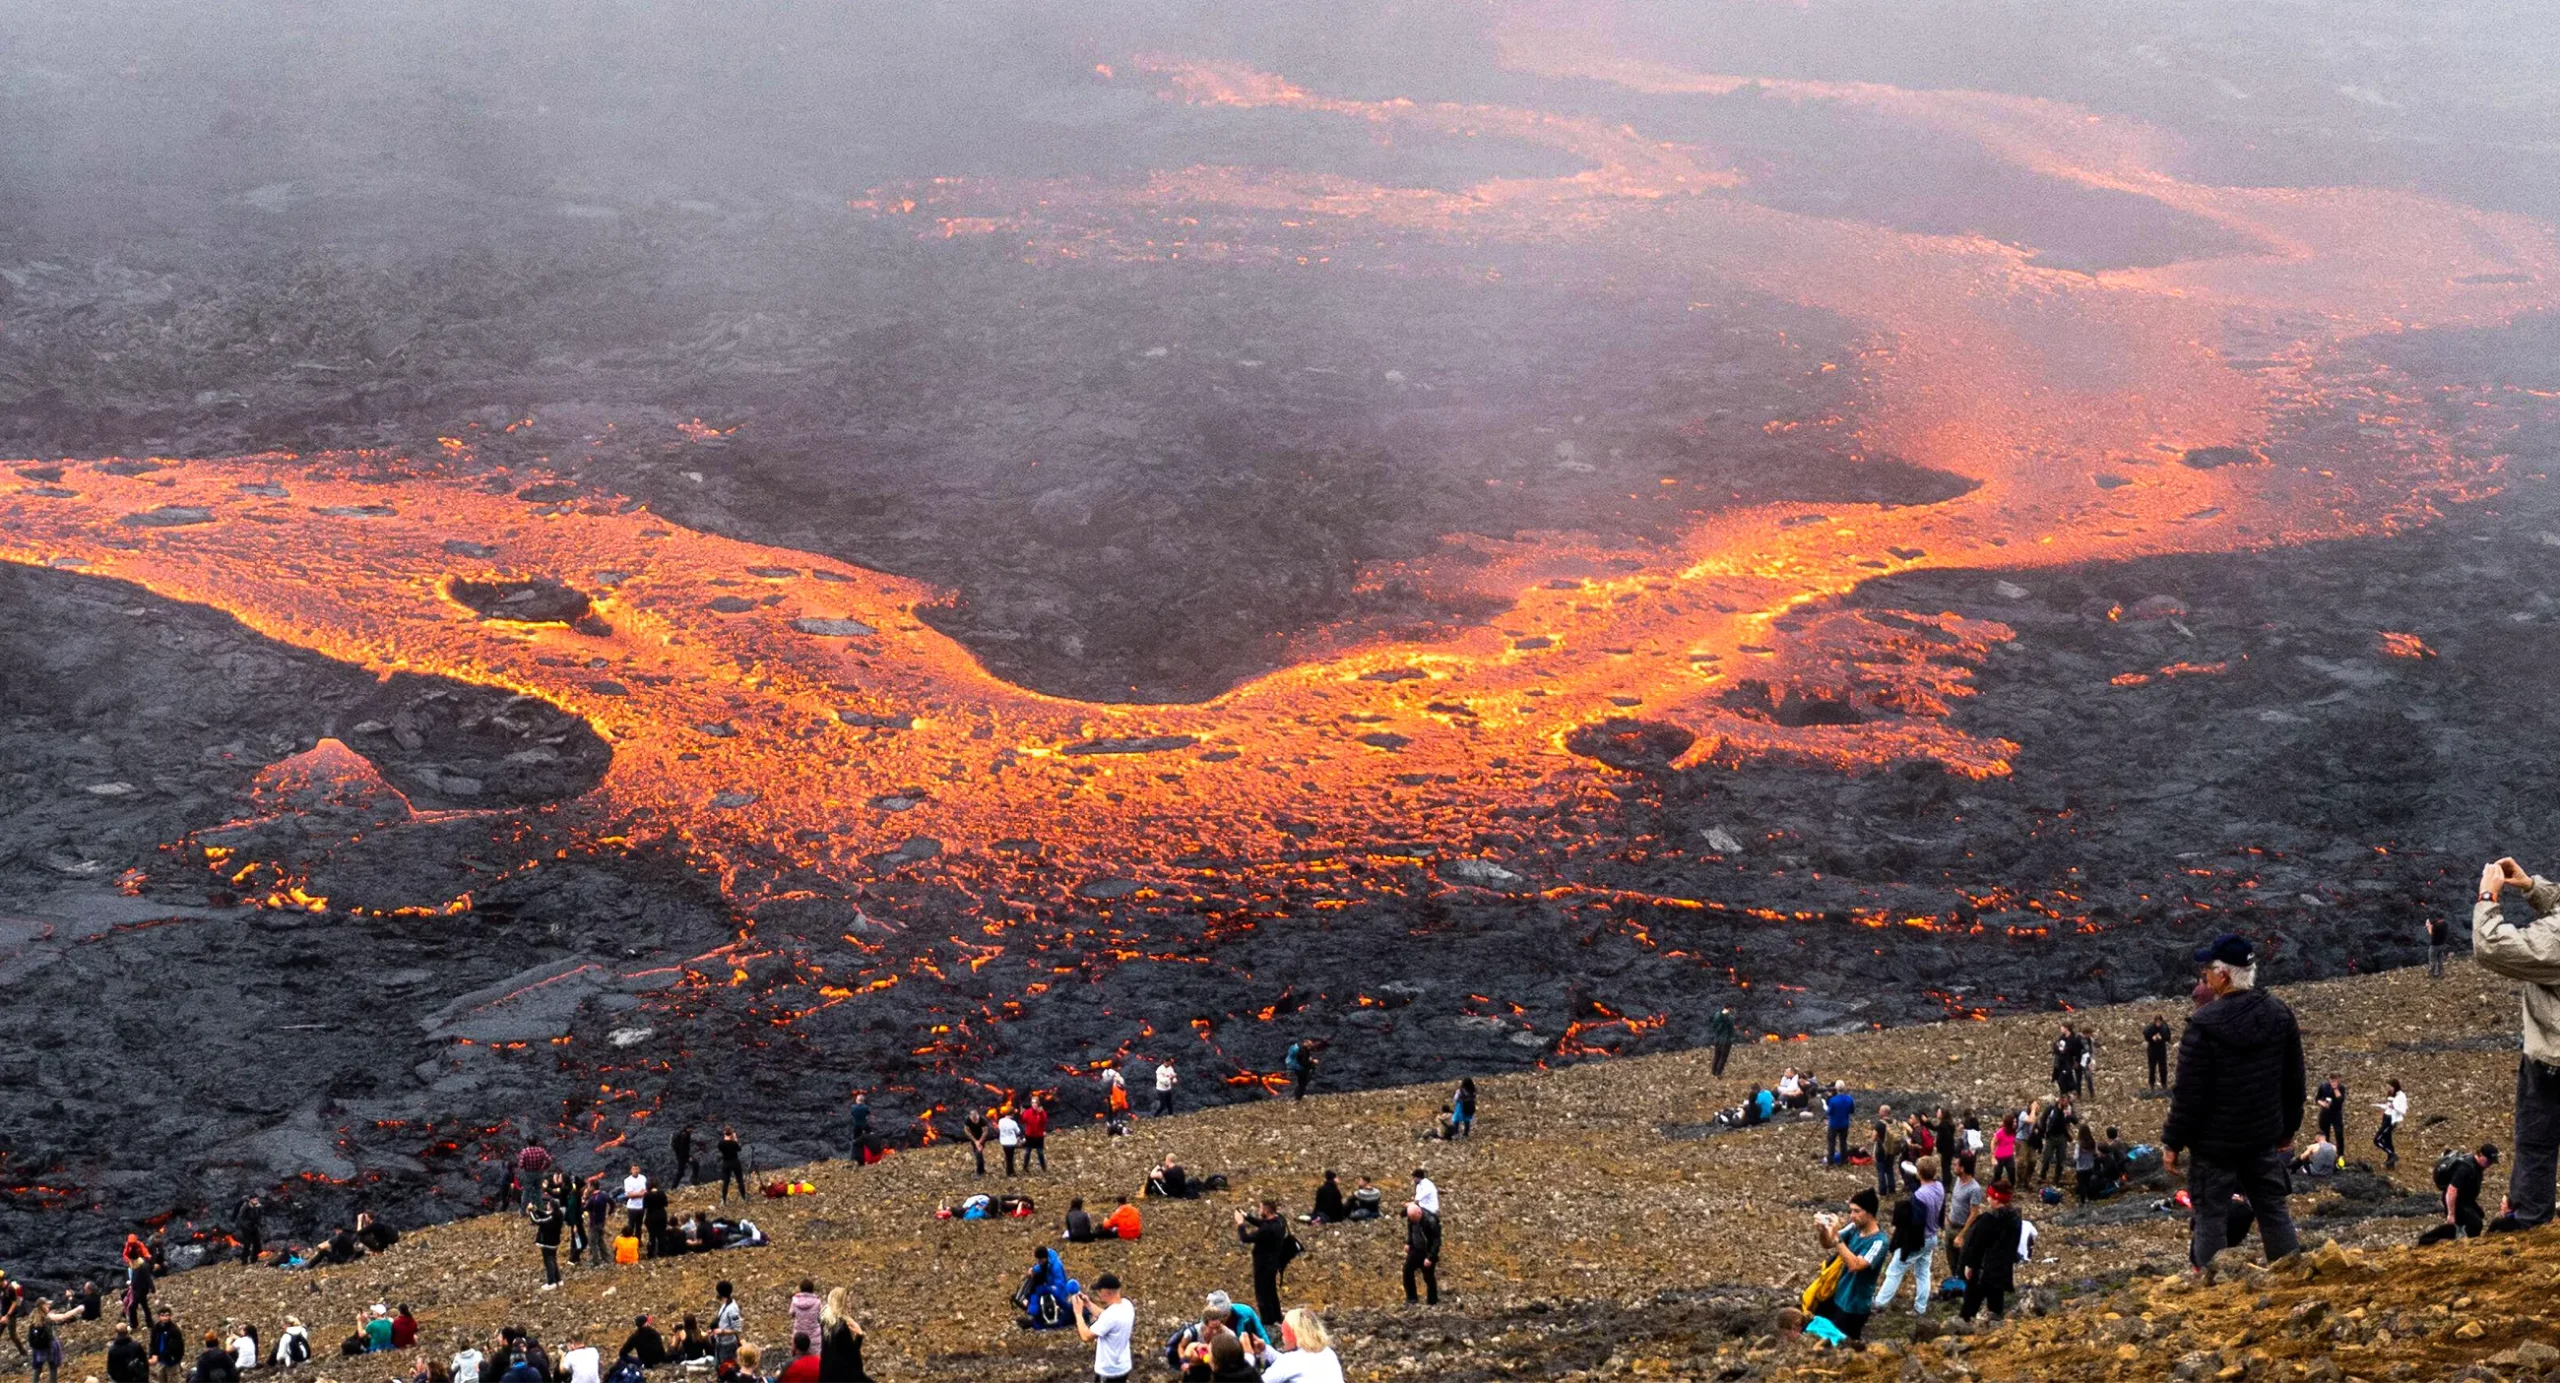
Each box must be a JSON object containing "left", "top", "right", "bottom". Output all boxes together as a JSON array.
[{"left": 1100, "top": 1196, "right": 1142, "bottom": 1241}]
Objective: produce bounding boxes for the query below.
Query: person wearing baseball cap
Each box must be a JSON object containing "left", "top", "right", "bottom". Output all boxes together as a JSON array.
[{"left": 2159, "top": 932, "right": 2305, "bottom": 1276}]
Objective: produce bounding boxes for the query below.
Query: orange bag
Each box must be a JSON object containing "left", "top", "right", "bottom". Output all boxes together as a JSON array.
[{"left": 614, "top": 1235, "right": 639, "bottom": 1265}]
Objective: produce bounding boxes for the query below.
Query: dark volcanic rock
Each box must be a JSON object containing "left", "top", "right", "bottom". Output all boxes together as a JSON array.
[
  {"left": 1565, "top": 717, "right": 1698, "bottom": 771},
  {"left": 445, "top": 577, "right": 592, "bottom": 624}
]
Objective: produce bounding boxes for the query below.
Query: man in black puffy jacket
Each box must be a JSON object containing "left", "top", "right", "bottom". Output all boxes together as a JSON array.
[{"left": 2161, "top": 933, "right": 2305, "bottom": 1274}]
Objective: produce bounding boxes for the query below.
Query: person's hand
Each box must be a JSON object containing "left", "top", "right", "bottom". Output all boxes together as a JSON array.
[
  {"left": 2503, "top": 858, "right": 2533, "bottom": 887},
  {"left": 2164, "top": 1149, "right": 2179, "bottom": 1172},
  {"left": 2484, "top": 860, "right": 2509, "bottom": 896}
]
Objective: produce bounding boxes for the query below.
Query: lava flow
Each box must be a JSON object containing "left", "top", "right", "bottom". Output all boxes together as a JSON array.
[{"left": 3, "top": 27, "right": 2556, "bottom": 927}]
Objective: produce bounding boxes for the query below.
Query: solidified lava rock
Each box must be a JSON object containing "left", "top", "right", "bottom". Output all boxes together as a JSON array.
[
  {"left": 1564, "top": 717, "right": 1698, "bottom": 771},
  {"left": 2179, "top": 444, "right": 2268, "bottom": 469},
  {"left": 445, "top": 577, "right": 592, "bottom": 624}
]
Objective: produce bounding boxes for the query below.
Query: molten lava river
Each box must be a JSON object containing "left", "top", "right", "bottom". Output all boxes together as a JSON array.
[{"left": 5, "top": 32, "right": 2555, "bottom": 960}]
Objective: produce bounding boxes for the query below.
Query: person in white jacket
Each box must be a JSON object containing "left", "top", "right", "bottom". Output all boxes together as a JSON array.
[
  {"left": 1154, "top": 1061, "right": 1178, "bottom": 1117},
  {"left": 2372, "top": 1080, "right": 2408, "bottom": 1171},
  {"left": 271, "top": 1319, "right": 310, "bottom": 1369},
  {"left": 2474, "top": 856, "right": 2560, "bottom": 1230},
  {"left": 997, "top": 1110, "right": 1024, "bottom": 1178}
]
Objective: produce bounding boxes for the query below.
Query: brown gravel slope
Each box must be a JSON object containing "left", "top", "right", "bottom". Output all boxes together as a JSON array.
[{"left": 46, "top": 958, "right": 2541, "bottom": 1382}]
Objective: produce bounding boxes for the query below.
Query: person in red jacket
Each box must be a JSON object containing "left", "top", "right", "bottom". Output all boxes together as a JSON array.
[
  {"left": 1020, "top": 1097, "right": 1050, "bottom": 1173},
  {"left": 775, "top": 1334, "right": 820, "bottom": 1383}
]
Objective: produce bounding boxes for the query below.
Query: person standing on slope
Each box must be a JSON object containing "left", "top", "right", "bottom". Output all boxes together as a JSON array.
[
  {"left": 1708, "top": 1007, "right": 1737, "bottom": 1079},
  {"left": 2161, "top": 933, "right": 2305, "bottom": 1275},
  {"left": 2144, "top": 1014, "right": 2172, "bottom": 1089},
  {"left": 2472, "top": 857, "right": 2560, "bottom": 1230},
  {"left": 1823, "top": 1083, "right": 1855, "bottom": 1166}
]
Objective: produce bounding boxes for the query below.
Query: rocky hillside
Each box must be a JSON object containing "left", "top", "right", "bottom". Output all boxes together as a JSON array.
[{"left": 20, "top": 957, "right": 2545, "bottom": 1382}]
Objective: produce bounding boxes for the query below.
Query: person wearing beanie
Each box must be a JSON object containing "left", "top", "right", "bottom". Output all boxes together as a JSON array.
[{"left": 1809, "top": 1189, "right": 1888, "bottom": 1341}]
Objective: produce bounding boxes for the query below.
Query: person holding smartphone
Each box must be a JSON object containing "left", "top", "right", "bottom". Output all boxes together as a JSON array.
[
  {"left": 1072, "top": 1275, "right": 1133, "bottom": 1383},
  {"left": 2473, "top": 856, "right": 2560, "bottom": 1231}
]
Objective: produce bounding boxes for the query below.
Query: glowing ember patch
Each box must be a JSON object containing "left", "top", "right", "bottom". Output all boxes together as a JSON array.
[{"left": 2377, "top": 631, "right": 2437, "bottom": 659}]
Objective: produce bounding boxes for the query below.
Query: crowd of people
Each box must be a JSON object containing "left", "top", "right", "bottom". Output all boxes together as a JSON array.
[
  {"left": 23, "top": 859, "right": 2560, "bottom": 1373},
  {"left": 1795, "top": 860, "right": 2560, "bottom": 1347}
]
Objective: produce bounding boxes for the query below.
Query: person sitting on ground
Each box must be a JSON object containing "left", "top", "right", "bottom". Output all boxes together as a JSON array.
[
  {"left": 1101, "top": 1195, "right": 1143, "bottom": 1241},
  {"left": 1305, "top": 1172, "right": 1346, "bottom": 1225},
  {"left": 775, "top": 1336, "right": 818, "bottom": 1383},
  {"left": 366, "top": 1305, "right": 396, "bottom": 1353},
  {"left": 619, "top": 1315, "right": 667, "bottom": 1369},
  {"left": 1753, "top": 1085, "right": 1777, "bottom": 1124},
  {"left": 1246, "top": 1308, "right": 1343, "bottom": 1383},
  {"left": 1346, "top": 1178, "right": 1384, "bottom": 1221},
  {"left": 355, "top": 1213, "right": 399, "bottom": 1255},
  {"left": 391, "top": 1306, "right": 418, "bottom": 1352},
  {"left": 1161, "top": 1292, "right": 1269, "bottom": 1372},
  {"left": 1065, "top": 1198, "right": 1098, "bottom": 1243},
  {"left": 272, "top": 1318, "right": 311, "bottom": 1370},
  {"left": 193, "top": 1332, "right": 238, "bottom": 1383},
  {"left": 1777, "top": 1069, "right": 1804, "bottom": 1112},
  {"left": 2292, "top": 1135, "right": 2342, "bottom": 1177},
  {"left": 320, "top": 1226, "right": 360, "bottom": 1266},
  {"left": 1187, "top": 1334, "right": 1259, "bottom": 1383},
  {"left": 557, "top": 1334, "right": 598, "bottom": 1383},
  {"left": 1145, "top": 1155, "right": 1191, "bottom": 1199},
  {"left": 670, "top": 1314, "right": 712, "bottom": 1362}
]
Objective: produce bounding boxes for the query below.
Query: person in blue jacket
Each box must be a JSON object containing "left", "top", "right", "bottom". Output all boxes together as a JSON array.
[{"left": 1825, "top": 1084, "right": 1857, "bottom": 1165}]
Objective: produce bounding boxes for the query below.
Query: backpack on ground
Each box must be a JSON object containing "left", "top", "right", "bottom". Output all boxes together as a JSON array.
[
  {"left": 604, "top": 1358, "right": 645, "bottom": 1383},
  {"left": 2434, "top": 1149, "right": 2471, "bottom": 1192}
]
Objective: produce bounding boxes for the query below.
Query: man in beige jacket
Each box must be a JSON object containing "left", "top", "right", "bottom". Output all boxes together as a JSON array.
[{"left": 2472, "top": 857, "right": 2560, "bottom": 1232}]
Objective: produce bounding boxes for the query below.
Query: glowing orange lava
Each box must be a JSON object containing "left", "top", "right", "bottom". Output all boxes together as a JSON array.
[{"left": 3, "top": 25, "right": 2554, "bottom": 923}]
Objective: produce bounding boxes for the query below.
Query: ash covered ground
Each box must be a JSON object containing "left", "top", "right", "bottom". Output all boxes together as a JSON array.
[{"left": 3, "top": 0, "right": 2559, "bottom": 1281}]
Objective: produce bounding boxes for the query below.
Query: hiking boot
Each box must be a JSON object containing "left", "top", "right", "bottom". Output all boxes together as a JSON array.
[{"left": 2486, "top": 1213, "right": 2542, "bottom": 1234}]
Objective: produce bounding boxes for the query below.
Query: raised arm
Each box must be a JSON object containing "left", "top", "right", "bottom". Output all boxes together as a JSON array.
[{"left": 2473, "top": 860, "right": 2560, "bottom": 983}]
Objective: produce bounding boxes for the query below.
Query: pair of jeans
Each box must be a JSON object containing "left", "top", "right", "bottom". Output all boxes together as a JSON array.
[
  {"left": 2374, "top": 1119, "right": 2398, "bottom": 1167},
  {"left": 1826, "top": 1127, "right": 1850, "bottom": 1164},
  {"left": 720, "top": 1162, "right": 747, "bottom": 1202},
  {"left": 1403, "top": 1248, "right": 1438, "bottom": 1303},
  {"left": 2186, "top": 1147, "right": 2299, "bottom": 1268},
  {"left": 1155, "top": 1090, "right": 1175, "bottom": 1116},
  {"left": 2147, "top": 1049, "right": 2169, "bottom": 1087},
  {"left": 2430, "top": 945, "right": 2449, "bottom": 978},
  {"left": 2510, "top": 1056, "right": 2560, "bottom": 1226},
  {"left": 1711, "top": 1042, "right": 1731, "bottom": 1077},
  {"left": 1876, "top": 1236, "right": 1937, "bottom": 1314},
  {"left": 540, "top": 1246, "right": 560, "bottom": 1286}
]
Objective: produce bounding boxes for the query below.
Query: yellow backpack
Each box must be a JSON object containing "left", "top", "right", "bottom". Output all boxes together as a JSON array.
[{"left": 1800, "top": 1254, "right": 1844, "bottom": 1314}]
